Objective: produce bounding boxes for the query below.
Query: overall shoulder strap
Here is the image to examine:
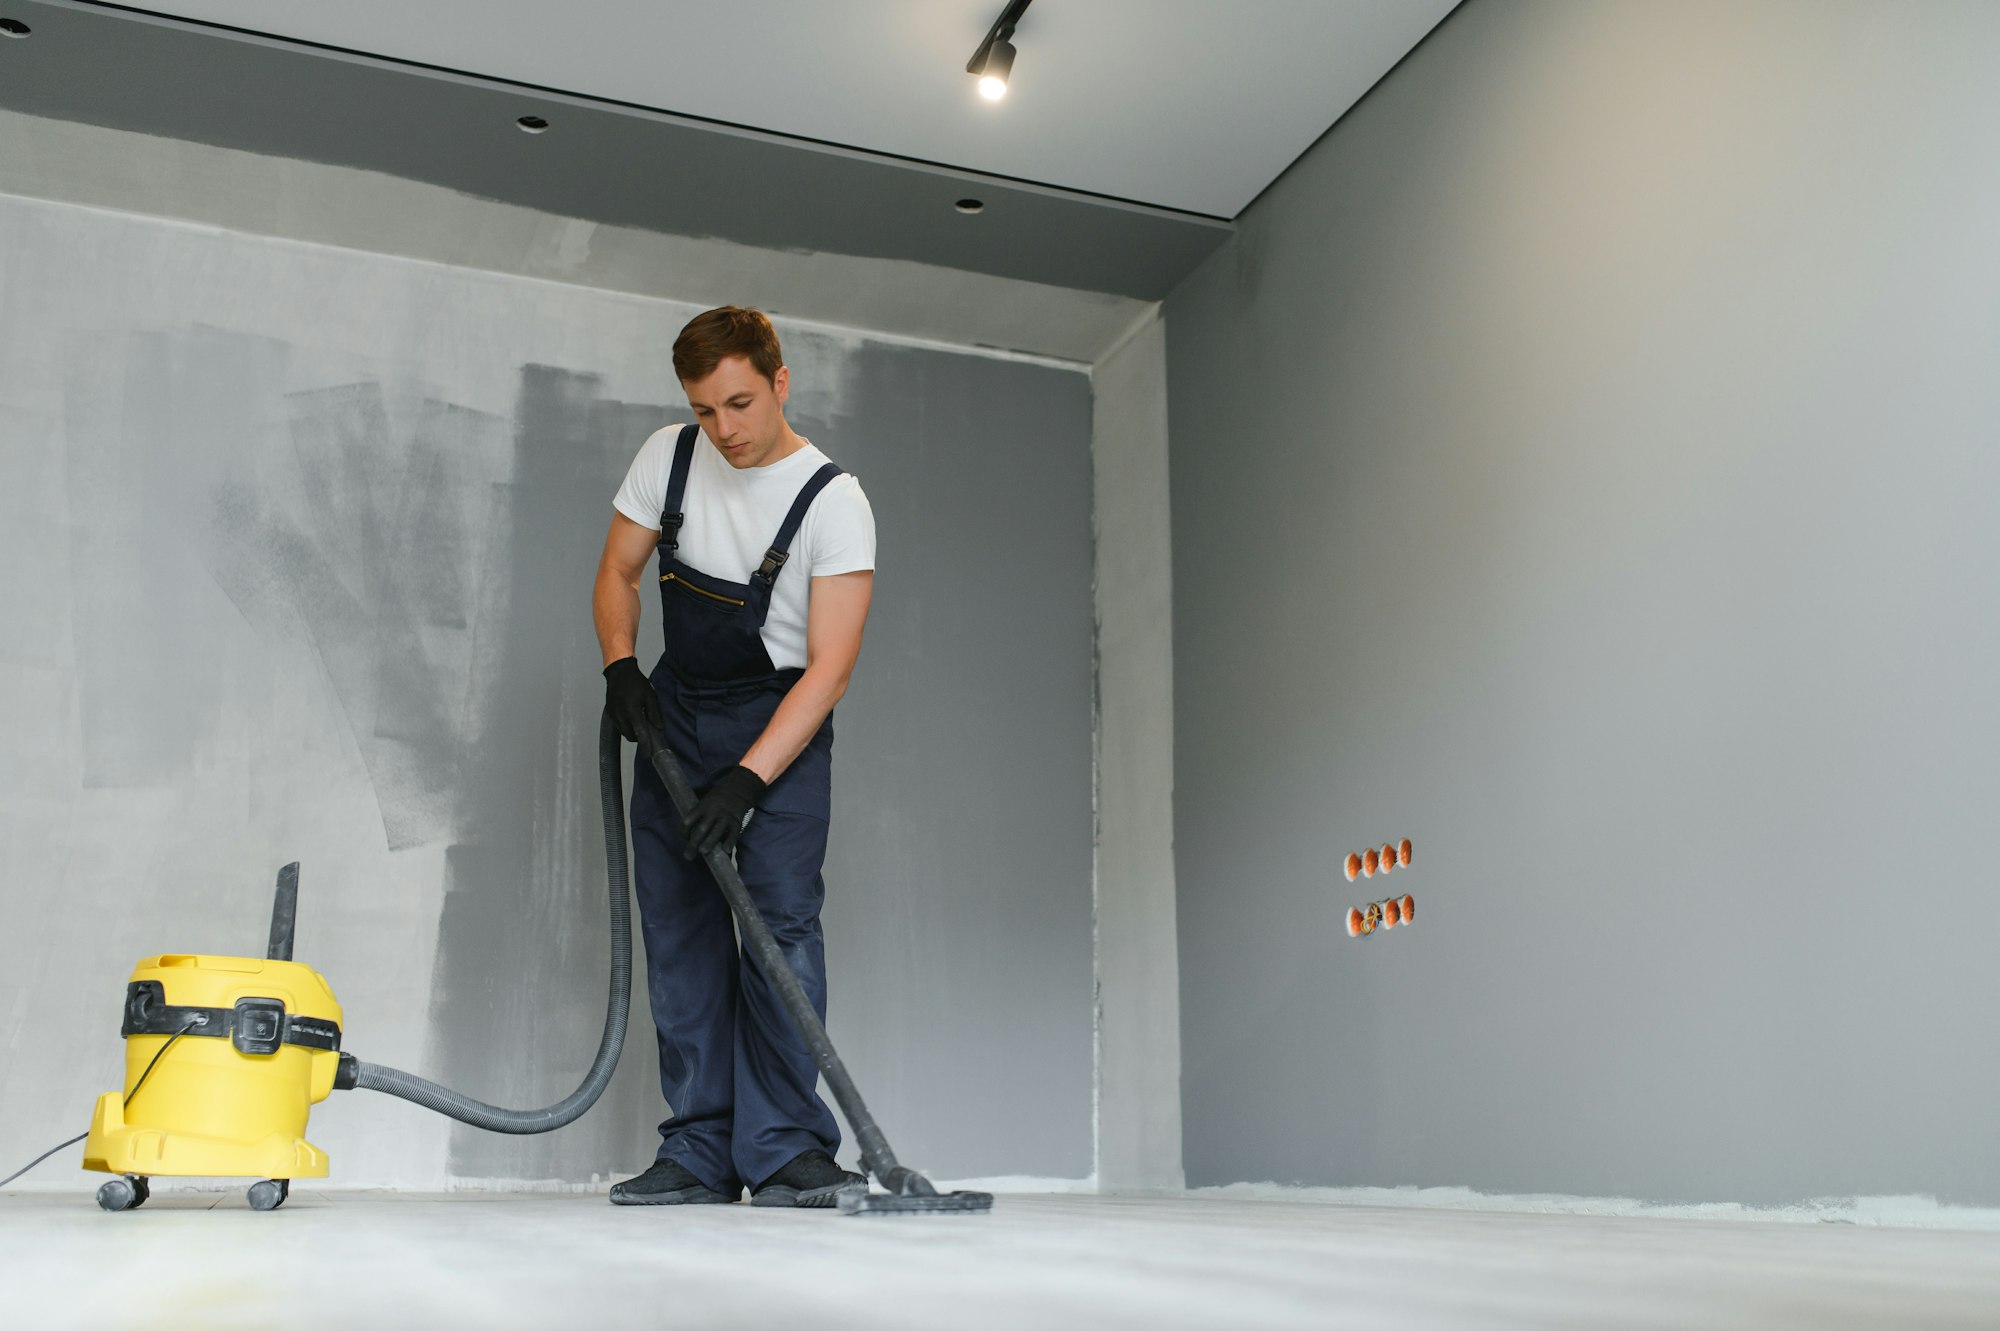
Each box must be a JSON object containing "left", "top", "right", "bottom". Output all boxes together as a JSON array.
[
  {"left": 752, "top": 463, "right": 844, "bottom": 585},
  {"left": 657, "top": 423, "right": 700, "bottom": 554}
]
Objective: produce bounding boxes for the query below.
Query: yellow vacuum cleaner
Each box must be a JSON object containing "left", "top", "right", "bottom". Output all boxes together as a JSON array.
[{"left": 83, "top": 864, "right": 342, "bottom": 1211}]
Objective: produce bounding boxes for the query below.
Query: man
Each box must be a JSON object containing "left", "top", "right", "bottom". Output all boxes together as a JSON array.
[{"left": 593, "top": 306, "right": 875, "bottom": 1207}]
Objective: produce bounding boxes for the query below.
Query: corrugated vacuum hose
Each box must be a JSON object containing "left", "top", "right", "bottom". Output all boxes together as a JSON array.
[{"left": 336, "top": 709, "right": 634, "bottom": 1133}]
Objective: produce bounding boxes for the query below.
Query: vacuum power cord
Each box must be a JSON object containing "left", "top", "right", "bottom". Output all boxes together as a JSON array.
[
  {"left": 0, "top": 1133, "right": 87, "bottom": 1191},
  {"left": 1, "top": 1022, "right": 195, "bottom": 1190}
]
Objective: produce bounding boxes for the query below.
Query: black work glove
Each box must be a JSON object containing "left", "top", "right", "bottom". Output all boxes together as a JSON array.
[
  {"left": 683, "top": 765, "right": 767, "bottom": 861},
  {"left": 602, "top": 657, "right": 662, "bottom": 750}
]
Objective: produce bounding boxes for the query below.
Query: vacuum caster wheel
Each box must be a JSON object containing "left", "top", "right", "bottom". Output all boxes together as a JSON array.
[
  {"left": 247, "top": 1179, "right": 290, "bottom": 1212},
  {"left": 96, "top": 1175, "right": 148, "bottom": 1212}
]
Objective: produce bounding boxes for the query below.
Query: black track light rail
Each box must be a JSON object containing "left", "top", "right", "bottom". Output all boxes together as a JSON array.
[{"left": 966, "top": 0, "right": 1034, "bottom": 75}]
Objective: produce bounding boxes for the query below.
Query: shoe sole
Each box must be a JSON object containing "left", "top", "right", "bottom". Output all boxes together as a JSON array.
[
  {"left": 608, "top": 1186, "right": 736, "bottom": 1207},
  {"left": 750, "top": 1180, "right": 866, "bottom": 1209}
]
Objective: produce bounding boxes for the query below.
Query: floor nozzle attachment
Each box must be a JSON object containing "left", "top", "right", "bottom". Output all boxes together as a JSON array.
[{"left": 839, "top": 1187, "right": 995, "bottom": 1215}]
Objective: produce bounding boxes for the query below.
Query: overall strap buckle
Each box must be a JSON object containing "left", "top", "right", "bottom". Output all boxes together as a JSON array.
[
  {"left": 756, "top": 463, "right": 844, "bottom": 586},
  {"left": 657, "top": 423, "right": 701, "bottom": 554}
]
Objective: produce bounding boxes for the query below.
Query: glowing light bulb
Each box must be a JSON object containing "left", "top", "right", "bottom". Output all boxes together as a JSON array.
[{"left": 974, "top": 39, "right": 1015, "bottom": 103}]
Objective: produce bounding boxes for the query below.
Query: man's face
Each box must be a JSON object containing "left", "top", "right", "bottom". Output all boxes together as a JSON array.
[{"left": 683, "top": 356, "right": 790, "bottom": 469}]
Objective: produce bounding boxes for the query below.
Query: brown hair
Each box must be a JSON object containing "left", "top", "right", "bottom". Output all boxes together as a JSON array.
[{"left": 672, "top": 306, "right": 784, "bottom": 385}]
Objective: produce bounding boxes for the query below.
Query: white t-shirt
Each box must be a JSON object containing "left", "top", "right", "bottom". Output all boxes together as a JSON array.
[{"left": 613, "top": 424, "right": 875, "bottom": 671}]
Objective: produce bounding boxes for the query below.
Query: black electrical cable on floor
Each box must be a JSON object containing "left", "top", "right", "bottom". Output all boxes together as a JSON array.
[
  {"left": 0, "top": 1132, "right": 88, "bottom": 1191},
  {"left": 0, "top": 1021, "right": 195, "bottom": 1191}
]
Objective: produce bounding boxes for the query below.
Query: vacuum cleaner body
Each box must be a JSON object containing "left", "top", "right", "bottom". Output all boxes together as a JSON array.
[{"left": 84, "top": 952, "right": 344, "bottom": 1186}]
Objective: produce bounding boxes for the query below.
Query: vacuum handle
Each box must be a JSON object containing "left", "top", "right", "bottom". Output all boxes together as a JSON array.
[
  {"left": 641, "top": 728, "right": 912, "bottom": 1186},
  {"left": 268, "top": 862, "right": 300, "bottom": 961}
]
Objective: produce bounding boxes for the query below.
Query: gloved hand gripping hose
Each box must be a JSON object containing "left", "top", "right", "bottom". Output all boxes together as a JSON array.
[{"left": 334, "top": 710, "right": 632, "bottom": 1133}]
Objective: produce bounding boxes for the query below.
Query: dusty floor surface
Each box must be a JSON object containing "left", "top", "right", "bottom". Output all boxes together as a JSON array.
[{"left": 2, "top": 1189, "right": 1998, "bottom": 1329}]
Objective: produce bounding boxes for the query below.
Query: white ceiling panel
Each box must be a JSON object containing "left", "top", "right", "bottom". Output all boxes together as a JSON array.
[{"left": 132, "top": 0, "right": 1457, "bottom": 218}]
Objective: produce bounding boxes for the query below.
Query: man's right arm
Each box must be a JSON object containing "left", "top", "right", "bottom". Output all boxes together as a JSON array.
[
  {"left": 595, "top": 512, "right": 665, "bottom": 748},
  {"left": 594, "top": 512, "right": 661, "bottom": 667}
]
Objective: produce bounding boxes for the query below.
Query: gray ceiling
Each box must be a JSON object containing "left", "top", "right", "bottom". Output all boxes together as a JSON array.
[
  {"left": 130, "top": 0, "right": 1459, "bottom": 218},
  {"left": 0, "top": 1, "right": 1456, "bottom": 299}
]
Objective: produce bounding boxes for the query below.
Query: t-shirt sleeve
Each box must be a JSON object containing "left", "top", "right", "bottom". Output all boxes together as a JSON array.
[
  {"left": 611, "top": 425, "right": 682, "bottom": 531},
  {"left": 805, "top": 475, "right": 876, "bottom": 577}
]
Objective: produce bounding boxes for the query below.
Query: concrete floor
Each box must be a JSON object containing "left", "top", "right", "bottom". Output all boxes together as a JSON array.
[{"left": 2, "top": 1190, "right": 1998, "bottom": 1329}]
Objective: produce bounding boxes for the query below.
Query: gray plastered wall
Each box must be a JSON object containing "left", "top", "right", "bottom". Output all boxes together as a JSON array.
[
  {"left": 0, "top": 169, "right": 1099, "bottom": 1187},
  {"left": 1165, "top": 0, "right": 2000, "bottom": 1206}
]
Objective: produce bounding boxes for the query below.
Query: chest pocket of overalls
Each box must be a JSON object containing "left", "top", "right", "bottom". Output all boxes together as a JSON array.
[{"left": 660, "top": 567, "right": 749, "bottom": 614}]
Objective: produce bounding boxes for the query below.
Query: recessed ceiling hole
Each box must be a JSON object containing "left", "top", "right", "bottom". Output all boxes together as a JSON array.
[
  {"left": 955, "top": 198, "right": 985, "bottom": 214},
  {"left": 517, "top": 115, "right": 550, "bottom": 134},
  {"left": 0, "top": 18, "right": 32, "bottom": 37}
]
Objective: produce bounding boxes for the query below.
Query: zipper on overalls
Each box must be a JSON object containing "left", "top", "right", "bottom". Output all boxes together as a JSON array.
[{"left": 661, "top": 571, "right": 747, "bottom": 607}]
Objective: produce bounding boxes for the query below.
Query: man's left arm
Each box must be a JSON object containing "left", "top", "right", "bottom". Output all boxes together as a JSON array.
[
  {"left": 742, "top": 570, "right": 873, "bottom": 783},
  {"left": 680, "top": 571, "right": 872, "bottom": 858}
]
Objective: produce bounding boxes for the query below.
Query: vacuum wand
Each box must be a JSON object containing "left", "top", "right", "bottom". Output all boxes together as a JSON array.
[{"left": 639, "top": 729, "right": 991, "bottom": 1215}]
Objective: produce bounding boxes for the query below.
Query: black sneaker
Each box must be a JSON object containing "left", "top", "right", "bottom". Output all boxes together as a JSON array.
[
  {"left": 750, "top": 1148, "right": 867, "bottom": 1209},
  {"left": 609, "top": 1157, "right": 736, "bottom": 1206}
]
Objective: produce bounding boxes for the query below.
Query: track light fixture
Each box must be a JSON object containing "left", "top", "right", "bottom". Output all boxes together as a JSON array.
[{"left": 966, "top": 0, "right": 1032, "bottom": 103}]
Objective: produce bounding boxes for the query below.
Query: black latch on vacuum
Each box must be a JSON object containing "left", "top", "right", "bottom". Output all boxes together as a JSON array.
[
  {"left": 121, "top": 980, "right": 166, "bottom": 1036},
  {"left": 232, "top": 997, "right": 287, "bottom": 1056}
]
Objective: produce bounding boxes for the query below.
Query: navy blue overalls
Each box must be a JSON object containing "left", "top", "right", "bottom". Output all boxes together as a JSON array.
[{"left": 629, "top": 423, "right": 846, "bottom": 1193}]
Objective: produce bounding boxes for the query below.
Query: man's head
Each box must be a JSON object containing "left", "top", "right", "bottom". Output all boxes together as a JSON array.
[{"left": 673, "top": 306, "right": 794, "bottom": 469}]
